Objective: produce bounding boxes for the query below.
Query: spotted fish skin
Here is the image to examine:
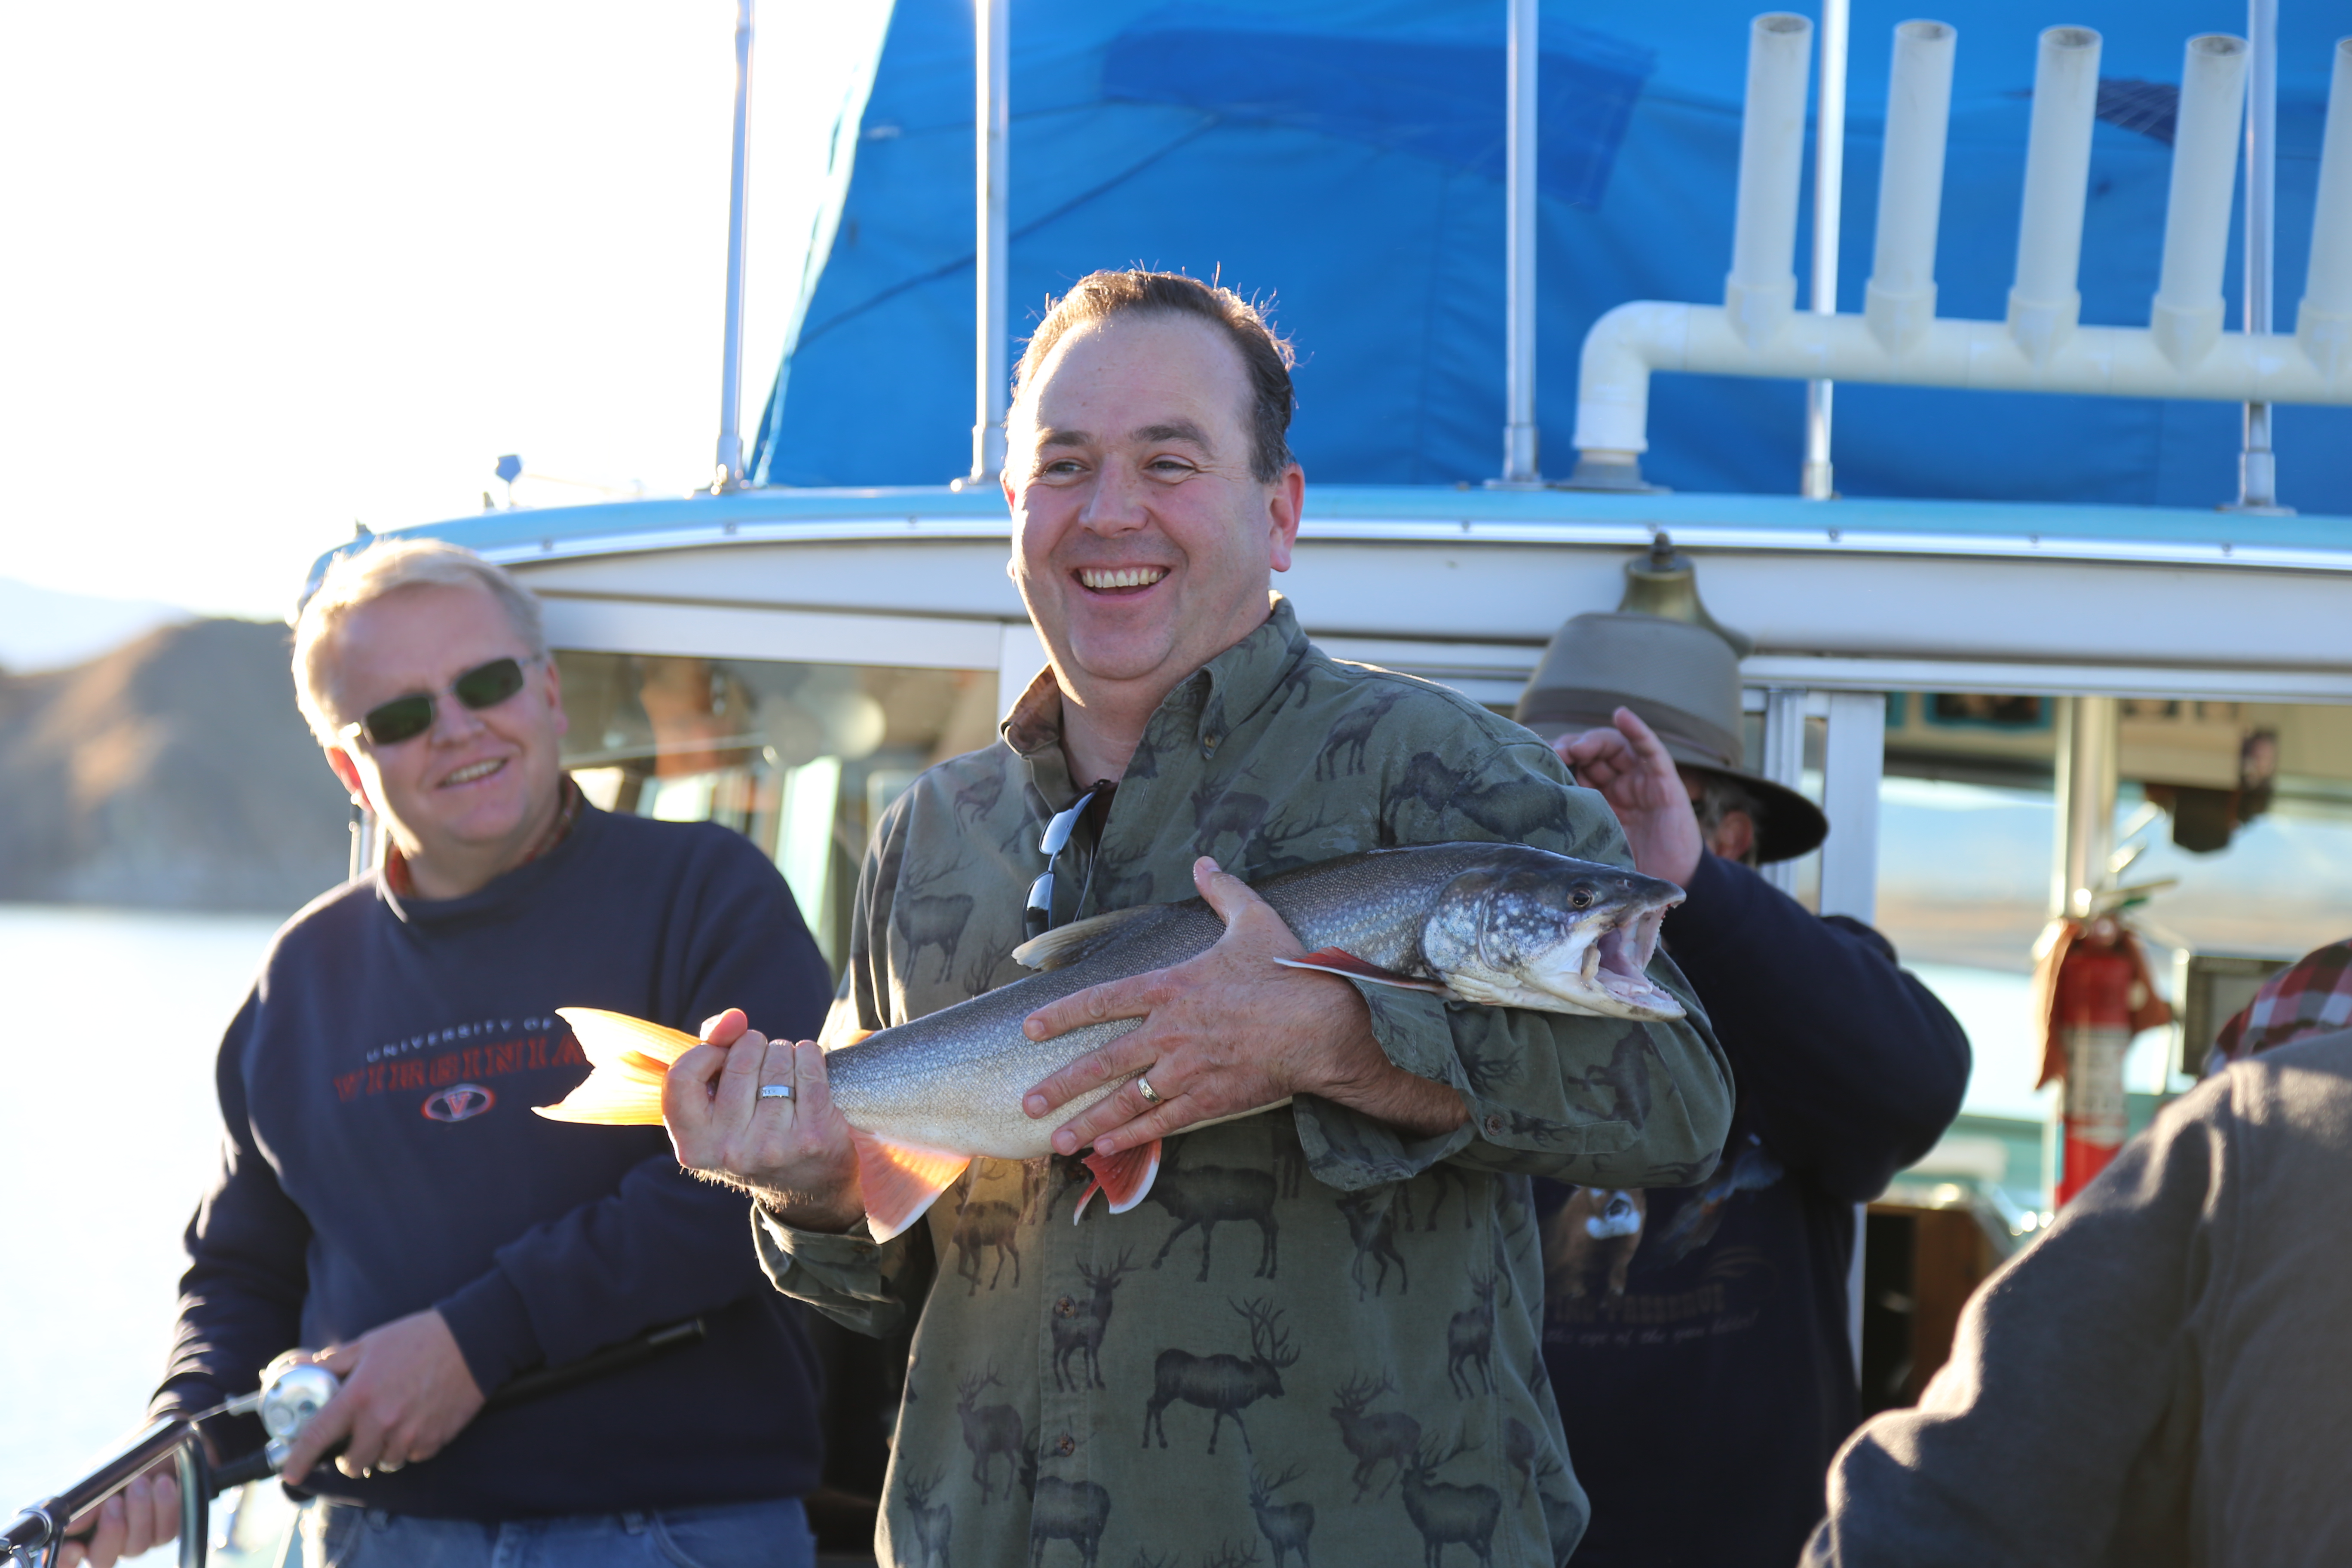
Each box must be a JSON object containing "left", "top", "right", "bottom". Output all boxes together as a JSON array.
[{"left": 821, "top": 842, "right": 1684, "bottom": 1163}]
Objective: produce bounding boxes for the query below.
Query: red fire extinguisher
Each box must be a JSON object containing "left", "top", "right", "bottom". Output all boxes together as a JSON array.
[{"left": 2034, "top": 915, "right": 2172, "bottom": 1206}]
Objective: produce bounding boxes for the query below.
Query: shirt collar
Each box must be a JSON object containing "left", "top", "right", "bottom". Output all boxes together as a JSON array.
[{"left": 998, "top": 594, "right": 1308, "bottom": 794}]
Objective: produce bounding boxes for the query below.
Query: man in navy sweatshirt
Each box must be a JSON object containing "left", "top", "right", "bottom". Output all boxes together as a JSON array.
[
  {"left": 1516, "top": 611, "right": 1971, "bottom": 1568},
  {"left": 69, "top": 539, "right": 832, "bottom": 1568}
]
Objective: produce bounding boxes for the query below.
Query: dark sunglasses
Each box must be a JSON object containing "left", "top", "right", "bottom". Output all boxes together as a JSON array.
[
  {"left": 1024, "top": 788, "right": 1098, "bottom": 941},
  {"left": 339, "top": 656, "right": 536, "bottom": 747}
]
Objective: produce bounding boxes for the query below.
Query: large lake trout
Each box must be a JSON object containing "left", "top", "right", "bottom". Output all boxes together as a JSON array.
[{"left": 540, "top": 842, "right": 1684, "bottom": 1240}]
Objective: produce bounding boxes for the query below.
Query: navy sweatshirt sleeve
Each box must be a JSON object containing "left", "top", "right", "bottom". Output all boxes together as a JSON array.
[
  {"left": 1665, "top": 850, "right": 1972, "bottom": 1200},
  {"left": 432, "top": 827, "right": 834, "bottom": 1390},
  {"left": 153, "top": 994, "right": 315, "bottom": 1433}
]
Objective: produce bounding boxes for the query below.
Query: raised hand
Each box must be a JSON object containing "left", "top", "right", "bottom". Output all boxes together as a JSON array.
[{"left": 1555, "top": 706, "right": 1704, "bottom": 886}]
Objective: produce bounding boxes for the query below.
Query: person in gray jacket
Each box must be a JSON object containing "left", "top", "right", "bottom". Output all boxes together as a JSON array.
[{"left": 1805, "top": 1011, "right": 2352, "bottom": 1568}]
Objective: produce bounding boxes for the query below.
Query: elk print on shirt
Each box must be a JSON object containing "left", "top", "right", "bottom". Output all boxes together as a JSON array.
[
  {"left": 1247, "top": 1464, "right": 1315, "bottom": 1568},
  {"left": 1334, "top": 1186, "right": 1408, "bottom": 1300},
  {"left": 1053, "top": 1248, "right": 1137, "bottom": 1391},
  {"left": 1399, "top": 1430, "right": 1504, "bottom": 1568},
  {"left": 1146, "top": 1148, "right": 1279, "bottom": 1282},
  {"left": 902, "top": 1469, "right": 952, "bottom": 1568},
  {"left": 1446, "top": 1276, "right": 1497, "bottom": 1398},
  {"left": 1142, "top": 1298, "right": 1299, "bottom": 1454},
  {"left": 1328, "top": 1372, "right": 1421, "bottom": 1501},
  {"left": 1027, "top": 1468, "right": 1112, "bottom": 1568},
  {"left": 955, "top": 1369, "right": 1025, "bottom": 1504},
  {"left": 951, "top": 1191, "right": 1023, "bottom": 1296}
]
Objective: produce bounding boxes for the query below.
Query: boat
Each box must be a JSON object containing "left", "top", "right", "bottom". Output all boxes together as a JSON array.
[{"left": 18, "top": 1, "right": 2342, "bottom": 1562}]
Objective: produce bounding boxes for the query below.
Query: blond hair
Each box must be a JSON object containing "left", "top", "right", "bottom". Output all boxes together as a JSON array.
[{"left": 293, "top": 539, "right": 546, "bottom": 745}]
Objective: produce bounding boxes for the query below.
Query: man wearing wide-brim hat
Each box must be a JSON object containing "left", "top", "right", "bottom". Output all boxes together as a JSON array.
[{"left": 1514, "top": 609, "right": 1972, "bottom": 1568}]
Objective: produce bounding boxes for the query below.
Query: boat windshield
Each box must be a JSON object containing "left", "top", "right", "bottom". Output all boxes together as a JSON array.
[{"left": 554, "top": 650, "right": 1000, "bottom": 969}]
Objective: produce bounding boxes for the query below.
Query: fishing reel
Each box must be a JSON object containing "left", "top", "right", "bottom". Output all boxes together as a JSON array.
[{"left": 0, "top": 1358, "right": 340, "bottom": 1568}]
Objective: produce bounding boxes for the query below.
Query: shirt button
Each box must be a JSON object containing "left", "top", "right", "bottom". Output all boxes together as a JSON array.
[
  {"left": 1057, "top": 1434, "right": 1077, "bottom": 1456},
  {"left": 1484, "top": 1113, "right": 1505, "bottom": 1136},
  {"left": 1054, "top": 1295, "right": 1077, "bottom": 1317}
]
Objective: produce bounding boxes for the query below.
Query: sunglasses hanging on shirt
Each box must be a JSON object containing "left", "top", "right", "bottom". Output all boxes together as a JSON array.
[{"left": 1024, "top": 789, "right": 1098, "bottom": 941}]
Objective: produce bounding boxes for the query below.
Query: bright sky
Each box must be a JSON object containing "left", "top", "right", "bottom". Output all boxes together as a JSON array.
[{"left": 0, "top": 0, "right": 891, "bottom": 621}]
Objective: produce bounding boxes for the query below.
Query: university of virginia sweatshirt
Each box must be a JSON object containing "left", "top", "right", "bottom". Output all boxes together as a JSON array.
[{"left": 155, "top": 802, "right": 834, "bottom": 1519}]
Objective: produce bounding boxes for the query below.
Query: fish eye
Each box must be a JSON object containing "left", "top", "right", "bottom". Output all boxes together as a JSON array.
[{"left": 1569, "top": 889, "right": 1594, "bottom": 910}]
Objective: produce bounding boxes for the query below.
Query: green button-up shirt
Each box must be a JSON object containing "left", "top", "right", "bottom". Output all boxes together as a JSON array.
[{"left": 757, "top": 597, "right": 1730, "bottom": 1568}]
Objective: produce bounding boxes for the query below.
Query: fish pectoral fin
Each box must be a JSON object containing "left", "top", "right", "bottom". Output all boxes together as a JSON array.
[
  {"left": 1276, "top": 950, "right": 1451, "bottom": 994},
  {"left": 558, "top": 1008, "right": 702, "bottom": 1069},
  {"left": 1010, "top": 905, "right": 1159, "bottom": 971},
  {"left": 1074, "top": 1138, "right": 1163, "bottom": 1222},
  {"left": 850, "top": 1131, "right": 970, "bottom": 1244}
]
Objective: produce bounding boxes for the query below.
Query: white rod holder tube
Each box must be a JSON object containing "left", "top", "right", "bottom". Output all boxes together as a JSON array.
[
  {"left": 1728, "top": 14, "right": 1814, "bottom": 345},
  {"left": 968, "top": 0, "right": 1010, "bottom": 485},
  {"left": 714, "top": 0, "right": 754, "bottom": 491},
  {"left": 2236, "top": 0, "right": 2282, "bottom": 507},
  {"left": 2153, "top": 35, "right": 2249, "bottom": 369},
  {"left": 1865, "top": 20, "right": 1957, "bottom": 355},
  {"left": 1503, "top": 0, "right": 1540, "bottom": 483},
  {"left": 1802, "top": 0, "right": 1849, "bottom": 499},
  {"left": 2009, "top": 26, "right": 2102, "bottom": 366},
  {"left": 2296, "top": 37, "right": 2352, "bottom": 379}
]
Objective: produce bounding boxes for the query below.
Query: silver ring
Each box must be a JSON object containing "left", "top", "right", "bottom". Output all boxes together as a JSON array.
[
  {"left": 758, "top": 1083, "right": 794, "bottom": 1100},
  {"left": 1135, "top": 1075, "right": 1163, "bottom": 1106}
]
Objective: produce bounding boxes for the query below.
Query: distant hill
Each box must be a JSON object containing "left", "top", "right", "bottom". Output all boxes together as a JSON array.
[
  {"left": 0, "top": 620, "right": 352, "bottom": 911},
  {"left": 0, "top": 578, "right": 192, "bottom": 673}
]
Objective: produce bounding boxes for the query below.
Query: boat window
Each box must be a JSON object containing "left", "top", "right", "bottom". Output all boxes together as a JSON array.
[
  {"left": 1872, "top": 692, "right": 2352, "bottom": 1207},
  {"left": 552, "top": 651, "right": 1001, "bottom": 972}
]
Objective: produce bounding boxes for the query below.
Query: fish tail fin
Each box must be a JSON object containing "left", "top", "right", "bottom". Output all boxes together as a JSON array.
[
  {"left": 557, "top": 1007, "right": 702, "bottom": 1069},
  {"left": 1073, "top": 1138, "right": 1163, "bottom": 1222},
  {"left": 1276, "top": 950, "right": 1450, "bottom": 994},
  {"left": 533, "top": 1077, "right": 666, "bottom": 1125},
  {"left": 850, "top": 1129, "right": 970, "bottom": 1243}
]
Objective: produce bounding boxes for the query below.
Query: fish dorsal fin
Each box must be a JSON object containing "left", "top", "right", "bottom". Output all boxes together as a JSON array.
[
  {"left": 1010, "top": 904, "right": 1159, "bottom": 971},
  {"left": 850, "top": 1130, "right": 971, "bottom": 1243},
  {"left": 1074, "top": 1138, "right": 1164, "bottom": 1221},
  {"left": 1276, "top": 949, "right": 1452, "bottom": 995}
]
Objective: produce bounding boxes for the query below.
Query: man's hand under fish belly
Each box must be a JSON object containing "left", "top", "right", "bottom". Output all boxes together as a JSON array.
[
  {"left": 663, "top": 1014, "right": 867, "bottom": 1233},
  {"left": 1019, "top": 857, "right": 1470, "bottom": 1159}
]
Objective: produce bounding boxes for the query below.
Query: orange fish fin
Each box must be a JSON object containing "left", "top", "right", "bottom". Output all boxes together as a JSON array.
[
  {"left": 851, "top": 1130, "right": 970, "bottom": 1243},
  {"left": 557, "top": 1008, "right": 702, "bottom": 1070},
  {"left": 1074, "top": 1138, "right": 1163, "bottom": 1222},
  {"left": 534, "top": 1075, "right": 666, "bottom": 1126},
  {"left": 1276, "top": 950, "right": 1449, "bottom": 993}
]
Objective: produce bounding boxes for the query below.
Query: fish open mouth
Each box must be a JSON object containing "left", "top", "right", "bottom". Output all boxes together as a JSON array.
[{"left": 1580, "top": 903, "right": 1676, "bottom": 1010}]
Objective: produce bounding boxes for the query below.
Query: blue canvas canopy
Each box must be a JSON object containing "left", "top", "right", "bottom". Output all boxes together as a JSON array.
[{"left": 750, "top": 0, "right": 2351, "bottom": 514}]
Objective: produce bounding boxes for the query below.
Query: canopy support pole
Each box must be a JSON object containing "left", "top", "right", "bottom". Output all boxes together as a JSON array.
[{"left": 713, "top": 0, "right": 755, "bottom": 493}]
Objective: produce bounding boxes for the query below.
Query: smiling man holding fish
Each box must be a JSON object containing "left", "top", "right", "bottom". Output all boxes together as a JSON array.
[{"left": 661, "top": 269, "right": 1734, "bottom": 1568}]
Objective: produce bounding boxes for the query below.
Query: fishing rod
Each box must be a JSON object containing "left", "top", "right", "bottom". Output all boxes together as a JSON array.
[{"left": 1, "top": 1319, "right": 705, "bottom": 1567}]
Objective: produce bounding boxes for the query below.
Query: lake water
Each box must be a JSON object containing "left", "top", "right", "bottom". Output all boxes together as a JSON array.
[{"left": 0, "top": 903, "right": 285, "bottom": 1548}]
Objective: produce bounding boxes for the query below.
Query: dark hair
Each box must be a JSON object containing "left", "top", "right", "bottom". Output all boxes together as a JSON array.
[{"left": 1013, "top": 269, "right": 1296, "bottom": 481}]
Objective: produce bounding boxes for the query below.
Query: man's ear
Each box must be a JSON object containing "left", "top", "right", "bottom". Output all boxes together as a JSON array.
[
  {"left": 541, "top": 655, "right": 568, "bottom": 741},
  {"left": 324, "top": 744, "right": 368, "bottom": 807},
  {"left": 1713, "top": 809, "right": 1758, "bottom": 867},
  {"left": 1265, "top": 464, "right": 1305, "bottom": 573}
]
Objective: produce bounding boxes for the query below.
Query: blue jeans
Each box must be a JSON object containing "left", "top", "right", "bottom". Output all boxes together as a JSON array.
[{"left": 295, "top": 1496, "right": 815, "bottom": 1568}]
